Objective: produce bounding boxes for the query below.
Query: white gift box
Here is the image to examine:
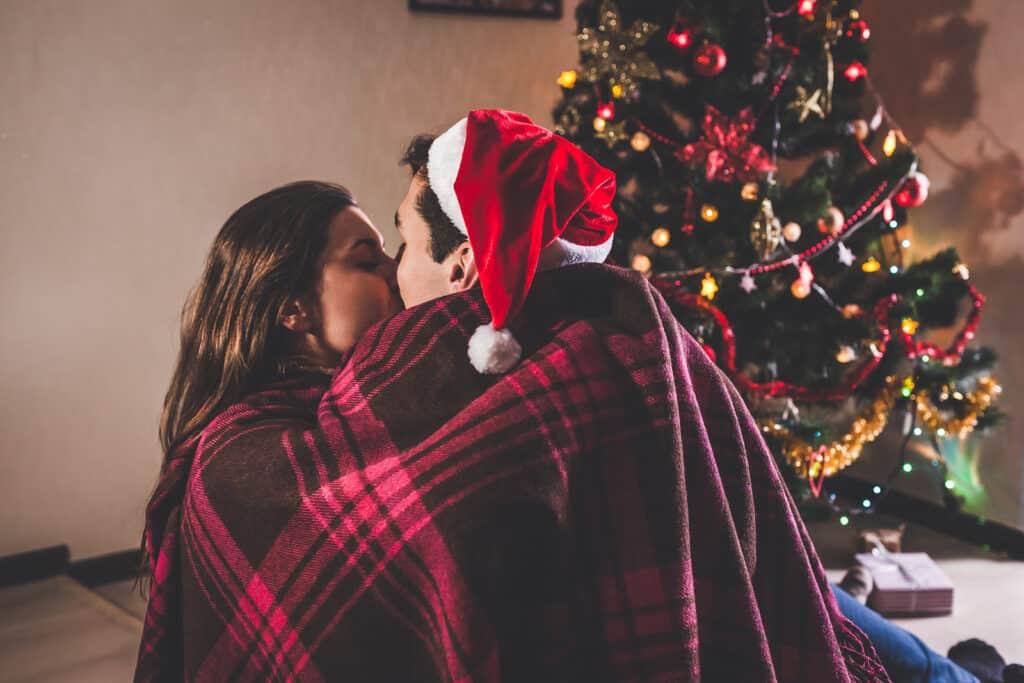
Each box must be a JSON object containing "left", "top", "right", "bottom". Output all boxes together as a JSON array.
[{"left": 855, "top": 551, "right": 954, "bottom": 617}]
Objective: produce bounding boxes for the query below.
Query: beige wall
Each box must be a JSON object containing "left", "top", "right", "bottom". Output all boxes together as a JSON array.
[
  {"left": 1, "top": 0, "right": 1021, "bottom": 560},
  {"left": 0, "top": 0, "right": 577, "bottom": 559}
]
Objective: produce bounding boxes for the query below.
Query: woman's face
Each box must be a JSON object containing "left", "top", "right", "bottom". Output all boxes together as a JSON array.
[{"left": 306, "top": 206, "right": 402, "bottom": 359}]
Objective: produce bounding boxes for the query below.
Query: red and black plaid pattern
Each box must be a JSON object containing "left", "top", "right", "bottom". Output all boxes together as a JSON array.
[{"left": 136, "top": 264, "right": 889, "bottom": 682}]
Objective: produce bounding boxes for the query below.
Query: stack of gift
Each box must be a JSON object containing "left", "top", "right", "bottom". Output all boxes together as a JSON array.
[{"left": 855, "top": 551, "right": 954, "bottom": 617}]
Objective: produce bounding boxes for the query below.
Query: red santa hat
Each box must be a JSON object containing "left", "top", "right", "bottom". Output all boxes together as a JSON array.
[{"left": 426, "top": 109, "right": 618, "bottom": 374}]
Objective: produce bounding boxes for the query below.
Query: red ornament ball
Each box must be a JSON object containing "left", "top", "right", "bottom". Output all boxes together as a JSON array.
[
  {"left": 895, "top": 173, "right": 931, "bottom": 208},
  {"left": 597, "top": 102, "right": 615, "bottom": 120},
  {"left": 693, "top": 43, "right": 727, "bottom": 77},
  {"left": 702, "top": 343, "right": 717, "bottom": 364},
  {"left": 846, "top": 19, "right": 871, "bottom": 41},
  {"left": 797, "top": 0, "right": 816, "bottom": 16}
]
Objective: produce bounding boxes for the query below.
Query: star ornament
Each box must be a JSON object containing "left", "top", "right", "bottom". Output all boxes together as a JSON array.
[
  {"left": 837, "top": 241, "right": 856, "bottom": 266},
  {"left": 594, "top": 119, "right": 628, "bottom": 148},
  {"left": 788, "top": 86, "right": 825, "bottom": 123},
  {"left": 740, "top": 272, "right": 758, "bottom": 293},
  {"left": 576, "top": 0, "right": 661, "bottom": 92}
]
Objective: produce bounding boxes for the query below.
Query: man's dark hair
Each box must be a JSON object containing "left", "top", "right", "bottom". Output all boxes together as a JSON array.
[{"left": 400, "top": 134, "right": 467, "bottom": 263}]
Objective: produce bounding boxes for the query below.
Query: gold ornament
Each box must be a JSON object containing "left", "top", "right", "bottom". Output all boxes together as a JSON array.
[
  {"left": 783, "top": 221, "right": 802, "bottom": 242},
  {"left": 651, "top": 227, "right": 671, "bottom": 247},
  {"left": 818, "top": 206, "right": 845, "bottom": 234},
  {"left": 557, "top": 70, "right": 578, "bottom": 89},
  {"left": 862, "top": 257, "right": 881, "bottom": 273},
  {"left": 883, "top": 129, "right": 908, "bottom": 157},
  {"left": 630, "top": 131, "right": 651, "bottom": 151},
  {"left": 883, "top": 130, "right": 898, "bottom": 157},
  {"left": 576, "top": 0, "right": 661, "bottom": 92},
  {"left": 701, "top": 273, "right": 719, "bottom": 300},
  {"left": 788, "top": 86, "right": 826, "bottom": 123},
  {"left": 611, "top": 84, "right": 625, "bottom": 98},
  {"left": 701, "top": 204, "right": 720, "bottom": 222},
  {"left": 916, "top": 376, "right": 1001, "bottom": 437},
  {"left": 852, "top": 119, "right": 870, "bottom": 141},
  {"left": 741, "top": 182, "right": 760, "bottom": 201},
  {"left": 554, "top": 104, "right": 582, "bottom": 136},
  {"left": 594, "top": 119, "right": 628, "bottom": 148},
  {"left": 901, "top": 317, "right": 919, "bottom": 335},
  {"left": 750, "top": 198, "right": 783, "bottom": 259},
  {"left": 631, "top": 253, "right": 652, "bottom": 274},
  {"left": 763, "top": 377, "right": 900, "bottom": 478},
  {"left": 791, "top": 279, "right": 812, "bottom": 299},
  {"left": 836, "top": 345, "right": 857, "bottom": 363}
]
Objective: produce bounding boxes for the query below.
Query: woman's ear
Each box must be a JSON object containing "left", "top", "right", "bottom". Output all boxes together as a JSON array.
[
  {"left": 447, "top": 241, "right": 478, "bottom": 293},
  {"left": 279, "top": 296, "right": 317, "bottom": 333}
]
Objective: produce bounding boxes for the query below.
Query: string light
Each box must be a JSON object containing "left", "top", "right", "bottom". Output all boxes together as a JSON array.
[
  {"left": 557, "top": 70, "right": 578, "bottom": 88},
  {"left": 903, "top": 463, "right": 914, "bottom": 473},
  {"left": 631, "top": 254, "right": 652, "bottom": 273},
  {"left": 701, "top": 204, "right": 720, "bottom": 222},
  {"left": 889, "top": 265, "right": 900, "bottom": 274},
  {"left": 844, "top": 62, "right": 868, "bottom": 82},
  {"left": 701, "top": 273, "right": 719, "bottom": 300},
  {"left": 630, "top": 131, "right": 651, "bottom": 151},
  {"left": 651, "top": 227, "right": 672, "bottom": 247}
]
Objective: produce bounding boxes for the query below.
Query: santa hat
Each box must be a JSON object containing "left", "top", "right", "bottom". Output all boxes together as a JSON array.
[{"left": 426, "top": 109, "right": 618, "bottom": 374}]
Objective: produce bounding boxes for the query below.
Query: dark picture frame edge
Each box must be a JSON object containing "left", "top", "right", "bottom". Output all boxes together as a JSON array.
[{"left": 409, "top": 0, "right": 563, "bottom": 20}]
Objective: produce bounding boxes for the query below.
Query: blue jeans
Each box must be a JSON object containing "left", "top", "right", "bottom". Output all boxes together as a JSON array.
[{"left": 831, "top": 583, "right": 979, "bottom": 683}]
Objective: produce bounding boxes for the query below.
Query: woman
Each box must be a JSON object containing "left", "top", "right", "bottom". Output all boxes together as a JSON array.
[{"left": 136, "top": 181, "right": 400, "bottom": 681}]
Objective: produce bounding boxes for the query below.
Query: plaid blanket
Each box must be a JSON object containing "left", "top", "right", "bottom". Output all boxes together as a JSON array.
[{"left": 136, "top": 264, "right": 889, "bottom": 682}]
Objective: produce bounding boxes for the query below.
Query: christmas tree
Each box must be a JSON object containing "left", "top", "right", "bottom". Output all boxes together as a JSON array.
[{"left": 553, "top": 0, "right": 1002, "bottom": 521}]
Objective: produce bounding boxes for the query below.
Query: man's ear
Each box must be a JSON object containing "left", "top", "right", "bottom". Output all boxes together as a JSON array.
[
  {"left": 279, "top": 295, "right": 318, "bottom": 333},
  {"left": 447, "top": 241, "right": 478, "bottom": 293}
]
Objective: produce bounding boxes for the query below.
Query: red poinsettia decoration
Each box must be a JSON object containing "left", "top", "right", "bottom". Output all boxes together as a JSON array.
[{"left": 679, "top": 105, "right": 775, "bottom": 183}]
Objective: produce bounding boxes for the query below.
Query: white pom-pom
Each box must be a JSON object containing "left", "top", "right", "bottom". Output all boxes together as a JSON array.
[{"left": 467, "top": 323, "right": 522, "bottom": 374}]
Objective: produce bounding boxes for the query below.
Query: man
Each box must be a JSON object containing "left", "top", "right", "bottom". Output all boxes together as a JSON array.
[{"left": 324, "top": 109, "right": 889, "bottom": 680}]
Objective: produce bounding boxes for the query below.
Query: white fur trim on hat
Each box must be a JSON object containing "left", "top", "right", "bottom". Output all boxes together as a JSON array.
[
  {"left": 538, "top": 233, "right": 615, "bottom": 271},
  {"left": 426, "top": 117, "right": 469, "bottom": 236},
  {"left": 468, "top": 323, "right": 522, "bottom": 374}
]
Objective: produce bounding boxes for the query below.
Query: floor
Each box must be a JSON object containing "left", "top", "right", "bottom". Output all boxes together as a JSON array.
[
  {"left": 0, "top": 522, "right": 1021, "bottom": 680},
  {"left": 0, "top": 576, "right": 142, "bottom": 682}
]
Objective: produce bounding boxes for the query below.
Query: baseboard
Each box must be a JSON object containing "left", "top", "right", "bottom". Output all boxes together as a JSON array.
[
  {"left": 68, "top": 548, "right": 143, "bottom": 587},
  {"left": 0, "top": 545, "right": 70, "bottom": 587}
]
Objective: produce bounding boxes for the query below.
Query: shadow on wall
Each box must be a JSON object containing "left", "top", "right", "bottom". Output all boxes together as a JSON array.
[{"left": 864, "top": 0, "right": 1024, "bottom": 268}]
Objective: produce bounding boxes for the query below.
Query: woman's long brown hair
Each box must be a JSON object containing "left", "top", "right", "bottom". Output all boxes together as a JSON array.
[{"left": 140, "top": 180, "right": 356, "bottom": 582}]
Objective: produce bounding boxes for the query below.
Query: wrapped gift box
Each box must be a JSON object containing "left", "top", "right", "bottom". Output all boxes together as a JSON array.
[{"left": 855, "top": 551, "right": 954, "bottom": 617}]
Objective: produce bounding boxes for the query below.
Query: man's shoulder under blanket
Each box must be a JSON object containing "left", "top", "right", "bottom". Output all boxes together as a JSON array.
[
  {"left": 189, "top": 262, "right": 731, "bottom": 547},
  {"left": 327, "top": 262, "right": 732, "bottom": 451}
]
